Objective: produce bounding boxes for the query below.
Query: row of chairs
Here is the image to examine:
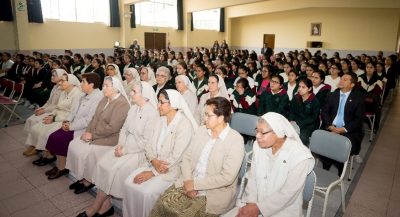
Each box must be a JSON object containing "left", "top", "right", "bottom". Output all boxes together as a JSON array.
[
  {"left": 0, "top": 78, "right": 25, "bottom": 127},
  {"left": 230, "top": 112, "right": 352, "bottom": 217}
]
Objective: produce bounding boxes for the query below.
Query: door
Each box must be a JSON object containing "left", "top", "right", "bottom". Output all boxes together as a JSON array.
[
  {"left": 145, "top": 32, "right": 166, "bottom": 50},
  {"left": 263, "top": 34, "right": 275, "bottom": 49}
]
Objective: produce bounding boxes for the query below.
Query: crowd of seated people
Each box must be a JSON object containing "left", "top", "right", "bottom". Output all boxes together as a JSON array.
[{"left": 0, "top": 44, "right": 399, "bottom": 217}]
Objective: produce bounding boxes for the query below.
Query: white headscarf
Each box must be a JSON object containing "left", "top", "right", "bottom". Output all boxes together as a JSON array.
[
  {"left": 145, "top": 67, "right": 156, "bottom": 86},
  {"left": 261, "top": 112, "right": 302, "bottom": 145},
  {"left": 175, "top": 75, "right": 196, "bottom": 94},
  {"left": 216, "top": 75, "right": 229, "bottom": 100},
  {"left": 107, "top": 63, "right": 123, "bottom": 82},
  {"left": 139, "top": 81, "right": 158, "bottom": 109},
  {"left": 124, "top": 68, "right": 141, "bottom": 83},
  {"left": 105, "top": 76, "right": 131, "bottom": 106},
  {"left": 165, "top": 89, "right": 198, "bottom": 131},
  {"left": 65, "top": 73, "right": 81, "bottom": 89},
  {"left": 52, "top": 69, "right": 66, "bottom": 79}
]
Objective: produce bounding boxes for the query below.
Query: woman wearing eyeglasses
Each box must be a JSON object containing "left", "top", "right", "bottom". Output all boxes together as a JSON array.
[
  {"left": 123, "top": 89, "right": 197, "bottom": 217},
  {"left": 325, "top": 63, "right": 343, "bottom": 92},
  {"left": 153, "top": 66, "right": 176, "bottom": 96},
  {"left": 223, "top": 112, "right": 314, "bottom": 217},
  {"left": 258, "top": 74, "right": 289, "bottom": 117}
]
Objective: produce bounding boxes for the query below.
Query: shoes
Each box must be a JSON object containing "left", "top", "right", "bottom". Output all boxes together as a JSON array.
[
  {"left": 45, "top": 166, "right": 58, "bottom": 176},
  {"left": 23, "top": 147, "right": 37, "bottom": 156},
  {"left": 76, "top": 211, "right": 89, "bottom": 217},
  {"left": 32, "top": 157, "right": 44, "bottom": 165},
  {"left": 354, "top": 155, "right": 363, "bottom": 163},
  {"left": 97, "top": 207, "right": 114, "bottom": 217},
  {"left": 36, "top": 156, "right": 57, "bottom": 166},
  {"left": 74, "top": 183, "right": 95, "bottom": 194},
  {"left": 69, "top": 180, "right": 83, "bottom": 190},
  {"left": 48, "top": 169, "right": 69, "bottom": 180}
]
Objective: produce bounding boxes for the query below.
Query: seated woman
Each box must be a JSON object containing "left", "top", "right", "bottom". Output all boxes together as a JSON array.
[
  {"left": 193, "top": 63, "right": 209, "bottom": 100},
  {"left": 258, "top": 75, "right": 289, "bottom": 117},
  {"left": 288, "top": 78, "right": 321, "bottom": 145},
  {"left": 196, "top": 74, "right": 229, "bottom": 124},
  {"left": 140, "top": 66, "right": 156, "bottom": 86},
  {"left": 44, "top": 73, "right": 103, "bottom": 179},
  {"left": 312, "top": 70, "right": 331, "bottom": 107},
  {"left": 283, "top": 70, "right": 299, "bottom": 101},
  {"left": 66, "top": 77, "right": 130, "bottom": 194},
  {"left": 25, "top": 58, "right": 52, "bottom": 108},
  {"left": 357, "top": 62, "right": 383, "bottom": 131},
  {"left": 325, "top": 63, "right": 342, "bottom": 92},
  {"left": 153, "top": 66, "right": 176, "bottom": 96},
  {"left": 231, "top": 78, "right": 257, "bottom": 115},
  {"left": 234, "top": 65, "right": 255, "bottom": 90},
  {"left": 256, "top": 65, "right": 272, "bottom": 97},
  {"left": 223, "top": 112, "right": 315, "bottom": 217},
  {"left": 105, "top": 63, "right": 123, "bottom": 83},
  {"left": 23, "top": 69, "right": 64, "bottom": 135},
  {"left": 150, "top": 97, "right": 245, "bottom": 217},
  {"left": 91, "top": 59, "right": 105, "bottom": 86},
  {"left": 175, "top": 75, "right": 198, "bottom": 115},
  {"left": 123, "top": 89, "right": 197, "bottom": 217},
  {"left": 76, "top": 81, "right": 160, "bottom": 217},
  {"left": 123, "top": 67, "right": 140, "bottom": 95},
  {"left": 24, "top": 73, "right": 83, "bottom": 158}
]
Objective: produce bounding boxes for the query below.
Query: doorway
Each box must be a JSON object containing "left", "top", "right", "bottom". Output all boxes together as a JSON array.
[
  {"left": 145, "top": 32, "right": 167, "bottom": 50},
  {"left": 263, "top": 34, "right": 275, "bottom": 49}
]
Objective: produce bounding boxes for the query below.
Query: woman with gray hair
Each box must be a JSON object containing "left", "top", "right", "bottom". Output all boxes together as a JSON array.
[
  {"left": 77, "top": 81, "right": 159, "bottom": 217},
  {"left": 66, "top": 76, "right": 130, "bottom": 195},
  {"left": 153, "top": 66, "right": 176, "bottom": 95}
]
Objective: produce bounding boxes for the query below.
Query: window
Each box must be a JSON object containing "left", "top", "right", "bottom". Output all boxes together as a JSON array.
[
  {"left": 193, "top": 8, "right": 220, "bottom": 31},
  {"left": 41, "top": 0, "right": 110, "bottom": 24},
  {"left": 135, "top": 0, "right": 177, "bottom": 29}
]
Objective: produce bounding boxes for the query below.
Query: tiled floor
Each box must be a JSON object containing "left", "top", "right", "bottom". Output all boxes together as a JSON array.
[
  {"left": 343, "top": 88, "right": 400, "bottom": 217},
  {"left": 0, "top": 89, "right": 396, "bottom": 217}
]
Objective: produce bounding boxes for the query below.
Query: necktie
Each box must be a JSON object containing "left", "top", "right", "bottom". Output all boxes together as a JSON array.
[{"left": 336, "top": 93, "right": 346, "bottom": 127}]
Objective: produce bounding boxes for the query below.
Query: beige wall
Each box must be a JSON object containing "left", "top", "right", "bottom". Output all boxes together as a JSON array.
[
  {"left": 0, "top": 22, "right": 16, "bottom": 50},
  {"left": 28, "top": 21, "right": 120, "bottom": 50},
  {"left": 230, "top": 7, "right": 400, "bottom": 52}
]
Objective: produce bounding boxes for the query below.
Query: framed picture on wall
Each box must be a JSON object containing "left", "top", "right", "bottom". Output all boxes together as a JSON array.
[{"left": 311, "top": 23, "right": 321, "bottom": 36}]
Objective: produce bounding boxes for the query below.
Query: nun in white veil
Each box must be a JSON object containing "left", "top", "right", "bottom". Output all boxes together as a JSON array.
[
  {"left": 123, "top": 89, "right": 197, "bottom": 217},
  {"left": 140, "top": 66, "right": 157, "bottom": 86},
  {"left": 77, "top": 81, "right": 160, "bottom": 217},
  {"left": 123, "top": 67, "right": 141, "bottom": 95},
  {"left": 196, "top": 74, "right": 230, "bottom": 125},
  {"left": 105, "top": 63, "right": 123, "bottom": 83},
  {"left": 175, "top": 75, "right": 198, "bottom": 115},
  {"left": 24, "top": 68, "right": 66, "bottom": 133},
  {"left": 24, "top": 73, "right": 83, "bottom": 156},
  {"left": 223, "top": 112, "right": 315, "bottom": 217},
  {"left": 66, "top": 76, "right": 130, "bottom": 195}
]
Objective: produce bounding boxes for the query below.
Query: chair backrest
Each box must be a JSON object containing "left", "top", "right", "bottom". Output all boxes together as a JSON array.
[
  {"left": 309, "top": 130, "right": 352, "bottom": 163},
  {"left": 303, "top": 170, "right": 316, "bottom": 202},
  {"left": 291, "top": 122, "right": 301, "bottom": 135},
  {"left": 14, "top": 83, "right": 24, "bottom": 94},
  {"left": 230, "top": 112, "right": 258, "bottom": 137}
]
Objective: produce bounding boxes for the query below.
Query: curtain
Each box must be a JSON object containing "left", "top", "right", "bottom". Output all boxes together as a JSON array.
[
  {"left": 190, "top": 12, "right": 193, "bottom": 31},
  {"left": 130, "top": 4, "right": 136, "bottom": 28},
  {"left": 219, "top": 8, "right": 225, "bottom": 32},
  {"left": 27, "top": 0, "right": 44, "bottom": 23},
  {"left": 0, "top": 0, "right": 13, "bottom": 21},
  {"left": 177, "top": 0, "right": 183, "bottom": 30},
  {"left": 109, "top": 0, "right": 120, "bottom": 27}
]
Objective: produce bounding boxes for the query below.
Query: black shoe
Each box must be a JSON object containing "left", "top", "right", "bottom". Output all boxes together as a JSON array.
[
  {"left": 32, "top": 157, "right": 44, "bottom": 165},
  {"left": 48, "top": 169, "right": 69, "bottom": 180},
  {"left": 45, "top": 166, "right": 58, "bottom": 176},
  {"left": 36, "top": 156, "right": 57, "bottom": 166},
  {"left": 76, "top": 211, "right": 89, "bottom": 217},
  {"left": 74, "top": 183, "right": 95, "bottom": 194},
  {"left": 69, "top": 180, "right": 83, "bottom": 190},
  {"left": 98, "top": 207, "right": 114, "bottom": 217}
]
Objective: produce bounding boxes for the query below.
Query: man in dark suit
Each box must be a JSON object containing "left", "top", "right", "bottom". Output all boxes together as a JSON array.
[{"left": 321, "top": 72, "right": 365, "bottom": 174}]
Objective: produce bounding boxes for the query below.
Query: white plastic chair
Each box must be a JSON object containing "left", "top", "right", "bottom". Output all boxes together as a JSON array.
[{"left": 309, "top": 130, "right": 352, "bottom": 217}]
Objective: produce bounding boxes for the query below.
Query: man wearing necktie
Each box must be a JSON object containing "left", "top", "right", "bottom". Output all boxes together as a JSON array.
[{"left": 321, "top": 72, "right": 365, "bottom": 174}]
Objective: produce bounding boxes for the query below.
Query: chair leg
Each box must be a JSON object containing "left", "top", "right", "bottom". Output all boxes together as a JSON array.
[
  {"left": 322, "top": 189, "right": 331, "bottom": 217},
  {"left": 348, "top": 155, "right": 354, "bottom": 181},
  {"left": 5, "top": 104, "right": 19, "bottom": 127},
  {"left": 340, "top": 182, "right": 346, "bottom": 213}
]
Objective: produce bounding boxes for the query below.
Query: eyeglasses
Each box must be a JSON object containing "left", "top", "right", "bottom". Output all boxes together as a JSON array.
[
  {"left": 270, "top": 80, "right": 280, "bottom": 84},
  {"left": 254, "top": 128, "right": 274, "bottom": 136},
  {"left": 156, "top": 74, "right": 167, "bottom": 78},
  {"left": 204, "top": 112, "right": 217, "bottom": 118},
  {"left": 158, "top": 100, "right": 170, "bottom": 105}
]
